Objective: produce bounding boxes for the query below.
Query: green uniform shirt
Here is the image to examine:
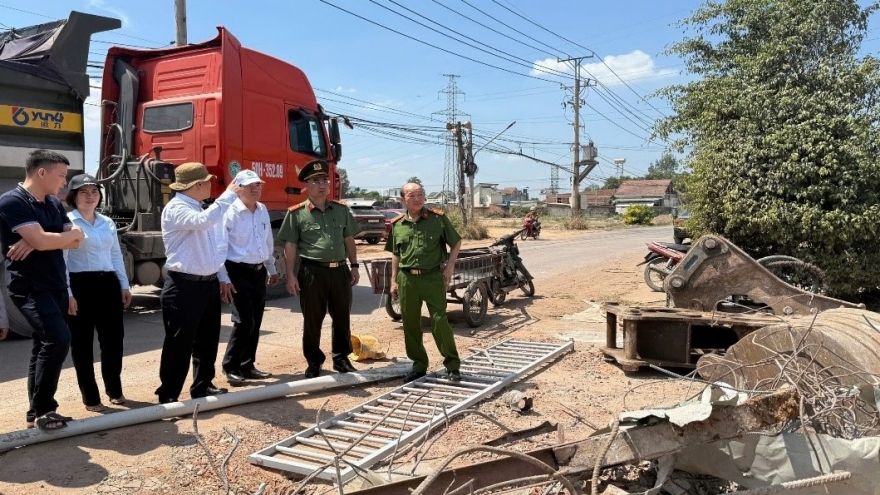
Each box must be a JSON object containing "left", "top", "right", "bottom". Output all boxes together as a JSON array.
[
  {"left": 278, "top": 199, "right": 359, "bottom": 262},
  {"left": 384, "top": 208, "right": 462, "bottom": 269}
]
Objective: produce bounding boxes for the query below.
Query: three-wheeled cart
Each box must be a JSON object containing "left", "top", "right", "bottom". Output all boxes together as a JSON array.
[{"left": 365, "top": 249, "right": 501, "bottom": 327}]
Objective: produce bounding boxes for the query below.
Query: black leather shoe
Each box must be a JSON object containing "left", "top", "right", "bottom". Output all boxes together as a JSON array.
[
  {"left": 224, "top": 370, "right": 246, "bottom": 385},
  {"left": 333, "top": 359, "right": 357, "bottom": 374},
  {"left": 403, "top": 370, "right": 426, "bottom": 383},
  {"left": 159, "top": 397, "right": 178, "bottom": 404},
  {"left": 191, "top": 386, "right": 228, "bottom": 398},
  {"left": 240, "top": 368, "right": 272, "bottom": 379},
  {"left": 447, "top": 370, "right": 462, "bottom": 382},
  {"left": 304, "top": 363, "right": 321, "bottom": 379}
]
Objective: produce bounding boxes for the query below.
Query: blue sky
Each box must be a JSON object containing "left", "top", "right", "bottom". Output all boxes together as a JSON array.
[{"left": 2, "top": 1, "right": 878, "bottom": 196}]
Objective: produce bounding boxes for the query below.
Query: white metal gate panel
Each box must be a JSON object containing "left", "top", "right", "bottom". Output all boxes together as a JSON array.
[{"left": 249, "top": 339, "right": 573, "bottom": 482}]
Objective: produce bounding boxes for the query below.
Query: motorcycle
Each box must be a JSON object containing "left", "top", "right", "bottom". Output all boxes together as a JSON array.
[
  {"left": 521, "top": 219, "right": 541, "bottom": 240},
  {"left": 639, "top": 241, "right": 690, "bottom": 292},
  {"left": 640, "top": 241, "right": 828, "bottom": 294},
  {"left": 487, "top": 229, "right": 535, "bottom": 305}
]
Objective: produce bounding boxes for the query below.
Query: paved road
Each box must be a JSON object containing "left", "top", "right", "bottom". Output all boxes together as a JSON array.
[{"left": 0, "top": 226, "right": 667, "bottom": 386}]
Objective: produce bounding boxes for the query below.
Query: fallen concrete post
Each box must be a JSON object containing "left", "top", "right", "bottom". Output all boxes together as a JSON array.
[{"left": 0, "top": 362, "right": 411, "bottom": 453}]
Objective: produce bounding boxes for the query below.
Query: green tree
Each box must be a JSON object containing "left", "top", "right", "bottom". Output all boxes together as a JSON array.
[
  {"left": 407, "top": 176, "right": 422, "bottom": 185},
  {"left": 364, "top": 190, "right": 383, "bottom": 200},
  {"left": 602, "top": 176, "right": 632, "bottom": 190},
  {"left": 644, "top": 153, "right": 679, "bottom": 180},
  {"left": 337, "top": 168, "right": 351, "bottom": 197},
  {"left": 656, "top": 0, "right": 880, "bottom": 296}
]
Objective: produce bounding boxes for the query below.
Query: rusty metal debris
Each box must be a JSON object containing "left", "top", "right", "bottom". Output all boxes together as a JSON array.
[
  {"left": 602, "top": 304, "right": 783, "bottom": 371},
  {"left": 663, "top": 235, "right": 860, "bottom": 316},
  {"left": 483, "top": 420, "right": 555, "bottom": 447}
]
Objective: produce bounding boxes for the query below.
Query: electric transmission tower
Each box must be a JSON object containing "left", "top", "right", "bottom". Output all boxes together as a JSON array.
[{"left": 433, "top": 74, "right": 467, "bottom": 203}]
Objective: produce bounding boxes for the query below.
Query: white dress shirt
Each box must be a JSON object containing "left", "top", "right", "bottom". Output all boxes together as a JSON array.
[
  {"left": 162, "top": 190, "right": 237, "bottom": 279},
  {"left": 64, "top": 210, "right": 130, "bottom": 296},
  {"left": 218, "top": 199, "right": 277, "bottom": 283}
]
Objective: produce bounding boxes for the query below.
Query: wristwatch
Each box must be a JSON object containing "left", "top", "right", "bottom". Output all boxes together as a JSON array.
[{"left": 350, "top": 262, "right": 360, "bottom": 268}]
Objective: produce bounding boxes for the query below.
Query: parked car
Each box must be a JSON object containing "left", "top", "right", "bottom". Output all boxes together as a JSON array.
[
  {"left": 380, "top": 209, "right": 404, "bottom": 239},
  {"left": 673, "top": 209, "right": 691, "bottom": 244},
  {"left": 345, "top": 202, "right": 387, "bottom": 244}
]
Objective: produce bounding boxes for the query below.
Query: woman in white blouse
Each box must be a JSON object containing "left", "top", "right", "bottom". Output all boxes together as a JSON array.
[{"left": 64, "top": 174, "right": 131, "bottom": 412}]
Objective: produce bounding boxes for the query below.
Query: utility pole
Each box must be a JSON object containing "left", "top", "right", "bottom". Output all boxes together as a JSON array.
[
  {"left": 559, "top": 56, "right": 595, "bottom": 215},
  {"left": 174, "top": 0, "right": 187, "bottom": 46},
  {"left": 455, "top": 122, "right": 467, "bottom": 228}
]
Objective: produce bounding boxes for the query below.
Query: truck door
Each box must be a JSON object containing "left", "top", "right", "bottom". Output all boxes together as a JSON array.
[{"left": 286, "top": 107, "right": 329, "bottom": 202}]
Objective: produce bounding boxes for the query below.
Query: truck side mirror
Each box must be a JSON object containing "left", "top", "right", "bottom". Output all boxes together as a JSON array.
[
  {"left": 332, "top": 143, "right": 342, "bottom": 160},
  {"left": 329, "top": 118, "right": 341, "bottom": 145}
]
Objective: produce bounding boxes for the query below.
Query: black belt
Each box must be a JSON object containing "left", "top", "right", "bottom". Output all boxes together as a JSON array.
[
  {"left": 401, "top": 266, "right": 441, "bottom": 275},
  {"left": 226, "top": 261, "right": 266, "bottom": 271},
  {"left": 168, "top": 271, "right": 218, "bottom": 282},
  {"left": 300, "top": 258, "right": 347, "bottom": 269}
]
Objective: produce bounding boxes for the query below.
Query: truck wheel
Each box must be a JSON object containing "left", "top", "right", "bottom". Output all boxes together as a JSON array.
[
  {"left": 463, "top": 282, "right": 488, "bottom": 328},
  {"left": 385, "top": 295, "right": 402, "bottom": 321},
  {"left": 366, "top": 237, "right": 380, "bottom": 245}
]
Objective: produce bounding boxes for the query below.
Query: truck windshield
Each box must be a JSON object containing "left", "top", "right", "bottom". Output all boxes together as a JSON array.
[{"left": 289, "top": 110, "right": 327, "bottom": 158}]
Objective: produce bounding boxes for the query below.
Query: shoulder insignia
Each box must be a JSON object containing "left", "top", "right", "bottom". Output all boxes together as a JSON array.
[
  {"left": 330, "top": 199, "right": 347, "bottom": 206},
  {"left": 288, "top": 201, "right": 308, "bottom": 211},
  {"left": 391, "top": 214, "right": 405, "bottom": 224},
  {"left": 429, "top": 208, "right": 445, "bottom": 216}
]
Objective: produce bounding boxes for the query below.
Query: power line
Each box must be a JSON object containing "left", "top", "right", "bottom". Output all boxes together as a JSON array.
[
  {"left": 485, "top": 0, "right": 668, "bottom": 118},
  {"left": 490, "top": 0, "right": 591, "bottom": 54},
  {"left": 316, "top": 0, "right": 565, "bottom": 84},
  {"left": 384, "top": 0, "right": 567, "bottom": 76},
  {"left": 458, "top": 0, "right": 565, "bottom": 58},
  {"left": 431, "top": 0, "right": 555, "bottom": 58},
  {"left": 0, "top": 4, "right": 56, "bottom": 19},
  {"left": 375, "top": 0, "right": 571, "bottom": 78}
]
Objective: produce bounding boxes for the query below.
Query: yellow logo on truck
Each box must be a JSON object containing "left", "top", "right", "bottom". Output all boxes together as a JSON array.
[{"left": 0, "top": 105, "right": 83, "bottom": 133}]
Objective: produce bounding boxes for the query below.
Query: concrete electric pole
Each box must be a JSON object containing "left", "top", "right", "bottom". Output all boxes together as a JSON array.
[
  {"left": 175, "top": 0, "right": 187, "bottom": 46},
  {"left": 558, "top": 55, "right": 595, "bottom": 215}
]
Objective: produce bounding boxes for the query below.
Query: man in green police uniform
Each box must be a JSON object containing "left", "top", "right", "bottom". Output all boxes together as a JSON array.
[
  {"left": 278, "top": 160, "right": 360, "bottom": 379},
  {"left": 386, "top": 182, "right": 462, "bottom": 383}
]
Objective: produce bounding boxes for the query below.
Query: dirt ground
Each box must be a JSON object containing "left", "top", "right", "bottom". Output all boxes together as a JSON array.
[{"left": 0, "top": 223, "right": 691, "bottom": 495}]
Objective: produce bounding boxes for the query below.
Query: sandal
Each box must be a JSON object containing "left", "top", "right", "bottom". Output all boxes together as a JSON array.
[
  {"left": 85, "top": 404, "right": 106, "bottom": 412},
  {"left": 26, "top": 421, "right": 34, "bottom": 429},
  {"left": 35, "top": 412, "right": 72, "bottom": 431},
  {"left": 109, "top": 395, "right": 126, "bottom": 405}
]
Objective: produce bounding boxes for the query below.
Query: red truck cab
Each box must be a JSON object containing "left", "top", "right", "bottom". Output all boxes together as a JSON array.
[
  {"left": 95, "top": 27, "right": 341, "bottom": 288},
  {"left": 98, "top": 26, "right": 340, "bottom": 219}
]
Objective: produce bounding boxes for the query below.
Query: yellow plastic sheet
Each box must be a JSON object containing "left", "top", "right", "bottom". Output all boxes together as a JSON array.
[{"left": 349, "top": 334, "right": 386, "bottom": 362}]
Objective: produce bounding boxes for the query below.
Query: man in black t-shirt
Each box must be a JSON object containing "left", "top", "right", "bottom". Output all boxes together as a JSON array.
[{"left": 0, "top": 150, "right": 84, "bottom": 430}]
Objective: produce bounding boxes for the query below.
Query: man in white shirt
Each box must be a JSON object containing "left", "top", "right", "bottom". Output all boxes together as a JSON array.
[
  {"left": 156, "top": 162, "right": 240, "bottom": 403},
  {"left": 219, "top": 170, "right": 279, "bottom": 385}
]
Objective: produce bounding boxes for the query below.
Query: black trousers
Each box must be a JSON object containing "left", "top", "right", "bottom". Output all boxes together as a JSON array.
[
  {"left": 68, "top": 271, "right": 124, "bottom": 406},
  {"left": 297, "top": 262, "right": 353, "bottom": 366},
  {"left": 222, "top": 261, "right": 267, "bottom": 373},
  {"left": 9, "top": 289, "right": 70, "bottom": 422},
  {"left": 156, "top": 272, "right": 220, "bottom": 401}
]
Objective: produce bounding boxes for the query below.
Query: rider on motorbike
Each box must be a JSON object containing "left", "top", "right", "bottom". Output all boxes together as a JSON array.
[{"left": 524, "top": 206, "right": 540, "bottom": 237}]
